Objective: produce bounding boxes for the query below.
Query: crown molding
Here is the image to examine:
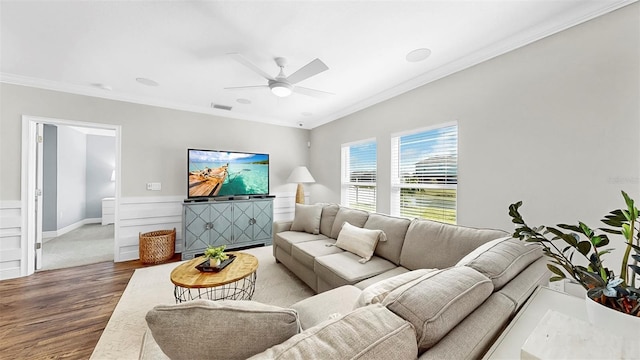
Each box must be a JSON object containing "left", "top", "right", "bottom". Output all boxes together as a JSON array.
[
  {"left": 1, "top": 0, "right": 635, "bottom": 130},
  {"left": 309, "top": 0, "right": 637, "bottom": 129},
  {"left": 0, "top": 73, "right": 298, "bottom": 128}
]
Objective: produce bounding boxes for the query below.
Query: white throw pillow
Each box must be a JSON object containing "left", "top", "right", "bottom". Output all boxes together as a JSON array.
[
  {"left": 335, "top": 222, "right": 385, "bottom": 263},
  {"left": 355, "top": 268, "right": 438, "bottom": 308},
  {"left": 290, "top": 203, "right": 323, "bottom": 235}
]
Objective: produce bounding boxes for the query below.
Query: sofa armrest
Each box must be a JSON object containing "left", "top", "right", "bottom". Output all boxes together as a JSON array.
[{"left": 273, "top": 220, "right": 293, "bottom": 234}]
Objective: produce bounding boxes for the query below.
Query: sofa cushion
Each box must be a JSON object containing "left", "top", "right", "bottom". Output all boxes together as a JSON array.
[
  {"left": 274, "top": 231, "right": 328, "bottom": 255},
  {"left": 457, "top": 236, "right": 543, "bottom": 290},
  {"left": 335, "top": 222, "right": 385, "bottom": 262},
  {"left": 145, "top": 300, "right": 300, "bottom": 360},
  {"left": 314, "top": 252, "right": 397, "bottom": 289},
  {"left": 290, "top": 203, "right": 323, "bottom": 234},
  {"left": 319, "top": 203, "right": 340, "bottom": 237},
  {"left": 399, "top": 219, "right": 508, "bottom": 270},
  {"left": 290, "top": 285, "right": 362, "bottom": 329},
  {"left": 355, "top": 268, "right": 437, "bottom": 308},
  {"left": 496, "top": 257, "right": 548, "bottom": 310},
  {"left": 382, "top": 266, "right": 494, "bottom": 353},
  {"left": 422, "top": 293, "right": 516, "bottom": 360},
  {"left": 364, "top": 213, "right": 411, "bottom": 265},
  {"left": 354, "top": 267, "right": 410, "bottom": 289},
  {"left": 330, "top": 207, "right": 369, "bottom": 239},
  {"left": 249, "top": 305, "right": 417, "bottom": 360},
  {"left": 291, "top": 238, "right": 344, "bottom": 269}
]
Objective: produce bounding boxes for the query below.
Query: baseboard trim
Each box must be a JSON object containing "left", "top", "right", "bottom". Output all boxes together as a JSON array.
[{"left": 43, "top": 218, "right": 102, "bottom": 240}]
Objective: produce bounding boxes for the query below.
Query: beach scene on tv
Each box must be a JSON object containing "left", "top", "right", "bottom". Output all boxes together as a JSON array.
[{"left": 188, "top": 150, "right": 269, "bottom": 198}]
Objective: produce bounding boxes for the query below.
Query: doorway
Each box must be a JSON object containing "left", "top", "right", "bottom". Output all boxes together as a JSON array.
[{"left": 21, "top": 116, "right": 121, "bottom": 275}]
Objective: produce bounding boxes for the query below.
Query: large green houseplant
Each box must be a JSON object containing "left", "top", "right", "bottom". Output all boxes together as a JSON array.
[{"left": 509, "top": 191, "right": 640, "bottom": 317}]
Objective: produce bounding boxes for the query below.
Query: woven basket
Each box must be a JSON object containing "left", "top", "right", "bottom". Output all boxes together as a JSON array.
[{"left": 139, "top": 228, "right": 176, "bottom": 264}]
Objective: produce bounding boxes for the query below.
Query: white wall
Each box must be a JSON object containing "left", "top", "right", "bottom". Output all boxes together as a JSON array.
[
  {"left": 86, "top": 134, "right": 116, "bottom": 219},
  {"left": 56, "top": 126, "right": 87, "bottom": 229},
  {"left": 42, "top": 124, "right": 57, "bottom": 231},
  {"left": 310, "top": 4, "right": 639, "bottom": 235},
  {"left": 0, "top": 86, "right": 309, "bottom": 201},
  {"left": 0, "top": 83, "right": 309, "bottom": 278}
]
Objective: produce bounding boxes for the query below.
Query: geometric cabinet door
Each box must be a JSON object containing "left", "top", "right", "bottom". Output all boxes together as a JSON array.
[{"left": 182, "top": 199, "right": 273, "bottom": 260}]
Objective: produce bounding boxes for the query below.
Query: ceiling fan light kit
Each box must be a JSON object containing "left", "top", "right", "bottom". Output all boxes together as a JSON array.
[{"left": 269, "top": 81, "right": 293, "bottom": 97}]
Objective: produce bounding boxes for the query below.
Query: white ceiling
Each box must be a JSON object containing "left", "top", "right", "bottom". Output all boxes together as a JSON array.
[{"left": 1, "top": 1, "right": 634, "bottom": 129}]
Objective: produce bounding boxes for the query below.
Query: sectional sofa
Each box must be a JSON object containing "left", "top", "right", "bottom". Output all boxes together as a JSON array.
[{"left": 142, "top": 203, "right": 549, "bottom": 359}]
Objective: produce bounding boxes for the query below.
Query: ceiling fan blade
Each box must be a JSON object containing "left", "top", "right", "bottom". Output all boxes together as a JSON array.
[
  {"left": 228, "top": 53, "right": 274, "bottom": 80},
  {"left": 224, "top": 85, "right": 269, "bottom": 90},
  {"left": 286, "top": 58, "right": 329, "bottom": 84},
  {"left": 293, "top": 86, "right": 334, "bottom": 98}
]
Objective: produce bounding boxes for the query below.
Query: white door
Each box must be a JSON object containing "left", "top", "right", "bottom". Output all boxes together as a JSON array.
[{"left": 35, "top": 123, "right": 44, "bottom": 270}]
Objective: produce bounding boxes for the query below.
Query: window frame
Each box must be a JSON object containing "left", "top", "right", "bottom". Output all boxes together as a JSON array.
[
  {"left": 390, "top": 122, "right": 458, "bottom": 223},
  {"left": 341, "top": 138, "right": 377, "bottom": 211}
]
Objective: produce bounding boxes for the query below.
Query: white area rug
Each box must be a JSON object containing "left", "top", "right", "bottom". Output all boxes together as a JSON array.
[{"left": 90, "top": 246, "right": 314, "bottom": 360}]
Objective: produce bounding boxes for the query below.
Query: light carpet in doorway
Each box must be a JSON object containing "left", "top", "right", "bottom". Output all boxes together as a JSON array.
[{"left": 42, "top": 223, "right": 114, "bottom": 270}]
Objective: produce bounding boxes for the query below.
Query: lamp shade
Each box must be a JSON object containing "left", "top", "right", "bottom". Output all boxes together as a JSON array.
[{"left": 287, "top": 166, "right": 315, "bottom": 183}]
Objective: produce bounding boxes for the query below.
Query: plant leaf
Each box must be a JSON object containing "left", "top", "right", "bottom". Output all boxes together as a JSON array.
[
  {"left": 599, "top": 225, "right": 622, "bottom": 234},
  {"left": 622, "top": 190, "right": 635, "bottom": 212},
  {"left": 558, "top": 224, "right": 581, "bottom": 233},
  {"left": 579, "top": 222, "right": 593, "bottom": 237},
  {"left": 549, "top": 276, "right": 565, "bottom": 282},
  {"left": 626, "top": 242, "right": 640, "bottom": 253},
  {"left": 547, "top": 264, "right": 565, "bottom": 277},
  {"left": 629, "top": 264, "right": 640, "bottom": 276},
  {"left": 577, "top": 241, "right": 591, "bottom": 256}
]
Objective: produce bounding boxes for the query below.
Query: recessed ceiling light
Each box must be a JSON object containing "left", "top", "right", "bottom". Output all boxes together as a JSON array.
[
  {"left": 406, "top": 48, "right": 432, "bottom": 62},
  {"left": 91, "top": 83, "right": 112, "bottom": 91},
  {"left": 236, "top": 98, "right": 251, "bottom": 104},
  {"left": 136, "top": 77, "right": 159, "bottom": 86},
  {"left": 301, "top": 112, "right": 313, "bottom": 117}
]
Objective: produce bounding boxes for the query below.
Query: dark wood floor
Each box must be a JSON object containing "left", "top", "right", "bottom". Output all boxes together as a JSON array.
[{"left": 0, "top": 255, "right": 181, "bottom": 359}]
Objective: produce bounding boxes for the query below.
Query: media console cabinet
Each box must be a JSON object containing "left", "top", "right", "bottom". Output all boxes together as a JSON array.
[{"left": 181, "top": 198, "right": 274, "bottom": 260}]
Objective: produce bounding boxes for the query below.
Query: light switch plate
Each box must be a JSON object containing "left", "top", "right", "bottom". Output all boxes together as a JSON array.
[{"left": 146, "top": 182, "right": 161, "bottom": 191}]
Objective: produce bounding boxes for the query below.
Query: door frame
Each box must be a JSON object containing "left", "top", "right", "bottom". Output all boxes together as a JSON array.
[{"left": 21, "top": 115, "right": 122, "bottom": 276}]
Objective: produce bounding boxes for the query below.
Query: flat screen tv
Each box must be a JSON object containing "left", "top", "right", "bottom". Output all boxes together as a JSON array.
[{"left": 188, "top": 149, "right": 269, "bottom": 199}]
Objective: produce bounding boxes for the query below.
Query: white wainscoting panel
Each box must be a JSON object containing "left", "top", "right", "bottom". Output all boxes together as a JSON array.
[
  {"left": 117, "top": 196, "right": 183, "bottom": 262},
  {"left": 0, "top": 201, "right": 23, "bottom": 280},
  {"left": 115, "top": 193, "right": 297, "bottom": 262},
  {"left": 272, "top": 191, "right": 297, "bottom": 223}
]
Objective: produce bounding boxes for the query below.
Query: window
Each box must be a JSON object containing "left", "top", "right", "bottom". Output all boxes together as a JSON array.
[
  {"left": 341, "top": 139, "right": 377, "bottom": 211},
  {"left": 391, "top": 123, "right": 457, "bottom": 223}
]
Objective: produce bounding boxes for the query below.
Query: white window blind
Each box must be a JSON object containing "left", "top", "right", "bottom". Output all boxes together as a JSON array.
[
  {"left": 391, "top": 123, "right": 457, "bottom": 223},
  {"left": 341, "top": 140, "right": 377, "bottom": 212}
]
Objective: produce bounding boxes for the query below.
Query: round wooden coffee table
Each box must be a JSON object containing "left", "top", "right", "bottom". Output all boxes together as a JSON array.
[{"left": 170, "top": 252, "right": 258, "bottom": 303}]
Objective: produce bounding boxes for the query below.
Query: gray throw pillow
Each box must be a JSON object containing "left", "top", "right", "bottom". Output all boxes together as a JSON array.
[
  {"left": 249, "top": 304, "right": 417, "bottom": 360},
  {"left": 382, "top": 266, "right": 493, "bottom": 354},
  {"left": 330, "top": 207, "right": 370, "bottom": 239},
  {"left": 146, "top": 300, "right": 300, "bottom": 360},
  {"left": 290, "top": 203, "right": 323, "bottom": 234},
  {"left": 456, "top": 237, "right": 543, "bottom": 290}
]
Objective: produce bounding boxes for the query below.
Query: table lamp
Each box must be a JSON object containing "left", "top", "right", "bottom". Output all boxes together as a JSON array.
[{"left": 287, "top": 166, "right": 315, "bottom": 204}]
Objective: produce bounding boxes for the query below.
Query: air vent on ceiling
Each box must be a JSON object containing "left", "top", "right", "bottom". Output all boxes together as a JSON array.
[{"left": 211, "top": 103, "right": 232, "bottom": 111}]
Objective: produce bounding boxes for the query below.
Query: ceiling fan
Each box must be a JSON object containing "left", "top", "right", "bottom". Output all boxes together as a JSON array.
[{"left": 226, "top": 53, "right": 333, "bottom": 98}]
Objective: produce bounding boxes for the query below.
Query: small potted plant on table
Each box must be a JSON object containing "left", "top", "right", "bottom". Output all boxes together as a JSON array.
[{"left": 204, "top": 245, "right": 229, "bottom": 267}]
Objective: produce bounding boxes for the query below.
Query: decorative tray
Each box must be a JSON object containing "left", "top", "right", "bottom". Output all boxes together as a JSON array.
[{"left": 195, "top": 255, "right": 236, "bottom": 272}]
